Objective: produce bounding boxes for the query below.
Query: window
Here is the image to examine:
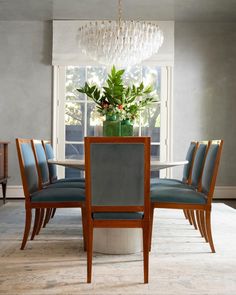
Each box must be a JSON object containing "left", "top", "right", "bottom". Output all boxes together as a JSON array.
[{"left": 54, "top": 65, "right": 172, "bottom": 178}]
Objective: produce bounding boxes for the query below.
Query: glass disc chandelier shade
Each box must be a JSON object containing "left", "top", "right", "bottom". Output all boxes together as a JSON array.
[{"left": 77, "top": 3, "right": 164, "bottom": 67}]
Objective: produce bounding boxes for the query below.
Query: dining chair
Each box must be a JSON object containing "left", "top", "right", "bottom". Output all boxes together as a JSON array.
[
  {"left": 85, "top": 136, "right": 150, "bottom": 283},
  {"left": 32, "top": 140, "right": 85, "bottom": 189},
  {"left": 151, "top": 141, "right": 198, "bottom": 186},
  {"left": 150, "top": 140, "right": 223, "bottom": 253},
  {"left": 16, "top": 138, "right": 86, "bottom": 250},
  {"left": 42, "top": 140, "right": 85, "bottom": 184},
  {"left": 151, "top": 141, "right": 210, "bottom": 230},
  {"left": 32, "top": 139, "right": 86, "bottom": 231}
]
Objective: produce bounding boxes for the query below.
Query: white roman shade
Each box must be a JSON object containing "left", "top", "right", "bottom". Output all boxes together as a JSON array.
[{"left": 52, "top": 20, "right": 174, "bottom": 66}]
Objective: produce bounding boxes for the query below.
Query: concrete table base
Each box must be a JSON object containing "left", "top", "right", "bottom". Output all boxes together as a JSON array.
[{"left": 93, "top": 228, "right": 143, "bottom": 254}]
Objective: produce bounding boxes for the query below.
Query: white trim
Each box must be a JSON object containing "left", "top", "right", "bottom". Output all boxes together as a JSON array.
[
  {"left": 52, "top": 66, "right": 58, "bottom": 151},
  {"left": 2, "top": 185, "right": 236, "bottom": 200}
]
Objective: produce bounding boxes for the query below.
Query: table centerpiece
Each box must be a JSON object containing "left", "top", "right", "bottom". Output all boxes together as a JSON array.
[{"left": 77, "top": 66, "right": 157, "bottom": 136}]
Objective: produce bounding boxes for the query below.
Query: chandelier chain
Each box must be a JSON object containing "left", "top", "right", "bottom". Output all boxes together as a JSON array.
[{"left": 118, "top": 0, "right": 122, "bottom": 27}]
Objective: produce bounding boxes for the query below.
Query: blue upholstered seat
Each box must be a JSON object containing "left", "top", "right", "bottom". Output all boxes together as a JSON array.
[
  {"left": 31, "top": 187, "right": 85, "bottom": 203},
  {"left": 55, "top": 177, "right": 85, "bottom": 183},
  {"left": 151, "top": 178, "right": 183, "bottom": 185},
  {"left": 48, "top": 181, "right": 85, "bottom": 189},
  {"left": 93, "top": 212, "right": 144, "bottom": 220},
  {"left": 151, "top": 187, "right": 207, "bottom": 204}
]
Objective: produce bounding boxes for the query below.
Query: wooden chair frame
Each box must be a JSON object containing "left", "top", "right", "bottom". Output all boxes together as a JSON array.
[
  {"left": 16, "top": 138, "right": 86, "bottom": 250},
  {"left": 150, "top": 140, "right": 223, "bottom": 253},
  {"left": 85, "top": 136, "right": 150, "bottom": 283}
]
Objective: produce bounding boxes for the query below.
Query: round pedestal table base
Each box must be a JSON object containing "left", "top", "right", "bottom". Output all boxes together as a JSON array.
[{"left": 93, "top": 228, "right": 143, "bottom": 254}]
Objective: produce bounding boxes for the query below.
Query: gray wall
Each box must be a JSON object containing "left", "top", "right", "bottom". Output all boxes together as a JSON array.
[
  {"left": 173, "top": 22, "right": 236, "bottom": 185},
  {"left": 0, "top": 21, "right": 52, "bottom": 185},
  {"left": 1, "top": 20, "right": 235, "bottom": 187}
]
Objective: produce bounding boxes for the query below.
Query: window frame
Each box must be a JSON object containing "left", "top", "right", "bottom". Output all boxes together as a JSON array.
[{"left": 53, "top": 64, "right": 173, "bottom": 179}]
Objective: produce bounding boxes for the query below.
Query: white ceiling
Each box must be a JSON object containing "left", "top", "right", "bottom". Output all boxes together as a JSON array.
[{"left": 0, "top": 0, "right": 236, "bottom": 22}]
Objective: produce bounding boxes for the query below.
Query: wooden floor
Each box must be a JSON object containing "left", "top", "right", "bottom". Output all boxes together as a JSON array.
[{"left": 1, "top": 198, "right": 236, "bottom": 209}]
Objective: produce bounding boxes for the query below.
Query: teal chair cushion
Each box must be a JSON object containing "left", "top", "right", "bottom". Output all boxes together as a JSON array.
[
  {"left": 93, "top": 212, "right": 144, "bottom": 220},
  {"left": 31, "top": 187, "right": 85, "bottom": 203},
  {"left": 151, "top": 187, "right": 207, "bottom": 204},
  {"left": 151, "top": 178, "right": 183, "bottom": 186},
  {"left": 55, "top": 177, "right": 85, "bottom": 183},
  {"left": 151, "top": 182, "right": 195, "bottom": 191},
  {"left": 48, "top": 181, "right": 85, "bottom": 189}
]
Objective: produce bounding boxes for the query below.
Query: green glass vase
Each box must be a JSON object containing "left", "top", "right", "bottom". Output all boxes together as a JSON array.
[
  {"left": 121, "top": 119, "right": 133, "bottom": 136},
  {"left": 103, "top": 115, "right": 121, "bottom": 136}
]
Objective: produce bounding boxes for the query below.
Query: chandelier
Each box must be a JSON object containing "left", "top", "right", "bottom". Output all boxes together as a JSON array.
[{"left": 78, "top": 0, "right": 164, "bottom": 67}]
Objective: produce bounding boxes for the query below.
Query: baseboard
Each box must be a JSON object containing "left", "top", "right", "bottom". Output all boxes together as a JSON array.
[
  {"left": 1, "top": 185, "right": 236, "bottom": 200},
  {"left": 2, "top": 185, "right": 24, "bottom": 199}
]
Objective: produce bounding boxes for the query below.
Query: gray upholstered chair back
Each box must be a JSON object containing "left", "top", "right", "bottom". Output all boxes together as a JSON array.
[
  {"left": 90, "top": 143, "right": 145, "bottom": 206},
  {"left": 190, "top": 143, "right": 208, "bottom": 188},
  {"left": 34, "top": 142, "right": 50, "bottom": 185},
  {"left": 21, "top": 142, "right": 39, "bottom": 194},
  {"left": 182, "top": 142, "right": 197, "bottom": 182},
  {"left": 201, "top": 143, "right": 220, "bottom": 195},
  {"left": 44, "top": 142, "right": 57, "bottom": 181}
]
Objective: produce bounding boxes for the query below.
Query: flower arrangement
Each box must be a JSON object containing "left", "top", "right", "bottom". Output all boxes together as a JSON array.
[{"left": 77, "top": 66, "right": 157, "bottom": 122}]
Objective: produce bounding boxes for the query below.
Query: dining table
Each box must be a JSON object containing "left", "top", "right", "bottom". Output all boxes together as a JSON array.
[{"left": 48, "top": 158, "right": 188, "bottom": 254}]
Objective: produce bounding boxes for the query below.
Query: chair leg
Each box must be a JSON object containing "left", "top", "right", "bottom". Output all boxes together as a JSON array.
[
  {"left": 30, "top": 209, "right": 40, "bottom": 240},
  {"left": 200, "top": 210, "right": 208, "bottom": 243},
  {"left": 43, "top": 208, "right": 52, "bottom": 228},
  {"left": 149, "top": 206, "right": 154, "bottom": 251},
  {"left": 205, "top": 210, "right": 215, "bottom": 253},
  {"left": 2, "top": 182, "right": 7, "bottom": 204},
  {"left": 36, "top": 209, "right": 45, "bottom": 235},
  {"left": 183, "top": 209, "right": 188, "bottom": 219},
  {"left": 51, "top": 208, "right": 56, "bottom": 218},
  {"left": 143, "top": 222, "right": 150, "bottom": 284},
  {"left": 196, "top": 210, "right": 204, "bottom": 237},
  {"left": 186, "top": 210, "right": 193, "bottom": 225},
  {"left": 21, "top": 208, "right": 32, "bottom": 250},
  {"left": 81, "top": 206, "right": 87, "bottom": 251},
  {"left": 190, "top": 210, "right": 197, "bottom": 230},
  {"left": 87, "top": 223, "right": 93, "bottom": 283}
]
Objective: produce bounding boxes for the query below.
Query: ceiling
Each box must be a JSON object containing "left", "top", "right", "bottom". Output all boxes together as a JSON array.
[{"left": 0, "top": 0, "right": 236, "bottom": 22}]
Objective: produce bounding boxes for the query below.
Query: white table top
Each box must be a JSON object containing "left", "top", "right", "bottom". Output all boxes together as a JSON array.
[{"left": 48, "top": 159, "right": 188, "bottom": 171}]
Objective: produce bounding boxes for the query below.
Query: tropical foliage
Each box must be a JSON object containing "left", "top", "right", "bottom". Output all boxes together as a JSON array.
[{"left": 77, "top": 65, "right": 157, "bottom": 121}]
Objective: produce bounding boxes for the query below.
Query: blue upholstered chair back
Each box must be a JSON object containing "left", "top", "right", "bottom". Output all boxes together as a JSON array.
[
  {"left": 190, "top": 143, "right": 208, "bottom": 188},
  {"left": 21, "top": 143, "right": 39, "bottom": 194},
  {"left": 34, "top": 142, "right": 50, "bottom": 185},
  {"left": 44, "top": 142, "right": 57, "bottom": 181},
  {"left": 201, "top": 144, "right": 220, "bottom": 195},
  {"left": 90, "top": 143, "right": 145, "bottom": 206},
  {"left": 182, "top": 142, "right": 197, "bottom": 182}
]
